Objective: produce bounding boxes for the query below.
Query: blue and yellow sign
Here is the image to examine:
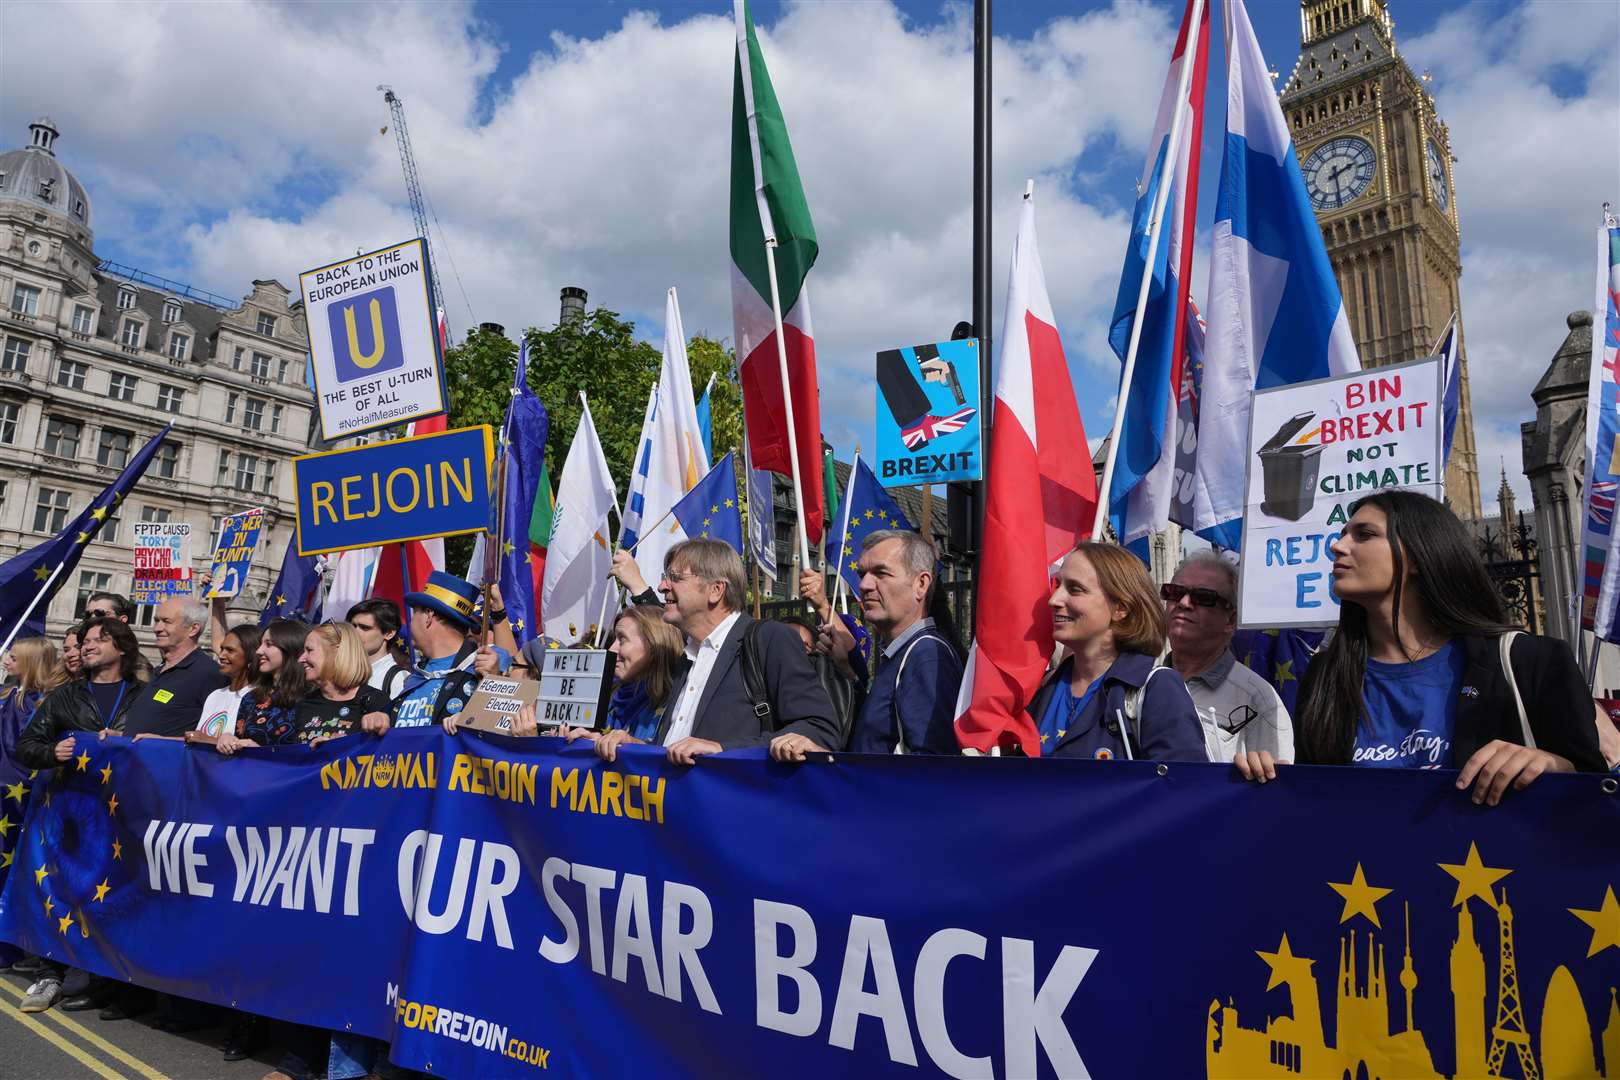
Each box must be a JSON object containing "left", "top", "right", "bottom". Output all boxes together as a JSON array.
[
  {"left": 873, "top": 337, "right": 982, "bottom": 487},
  {"left": 292, "top": 425, "right": 494, "bottom": 555},
  {"left": 328, "top": 285, "right": 405, "bottom": 380}
]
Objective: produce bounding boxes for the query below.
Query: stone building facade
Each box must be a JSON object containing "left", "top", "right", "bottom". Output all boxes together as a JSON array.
[
  {"left": 1520, "top": 311, "right": 1591, "bottom": 647},
  {"left": 0, "top": 118, "right": 318, "bottom": 648}
]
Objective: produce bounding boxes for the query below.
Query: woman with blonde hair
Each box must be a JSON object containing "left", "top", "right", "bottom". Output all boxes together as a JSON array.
[
  {"left": 2, "top": 636, "right": 68, "bottom": 777},
  {"left": 516, "top": 604, "right": 686, "bottom": 744},
  {"left": 293, "top": 622, "right": 390, "bottom": 747},
  {"left": 1027, "top": 542, "right": 1206, "bottom": 762}
]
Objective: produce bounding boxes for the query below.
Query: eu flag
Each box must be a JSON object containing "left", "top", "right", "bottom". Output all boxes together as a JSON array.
[
  {"left": 1231, "top": 627, "right": 1323, "bottom": 717},
  {"left": 670, "top": 452, "right": 743, "bottom": 553},
  {"left": 0, "top": 423, "right": 173, "bottom": 647},
  {"left": 260, "top": 538, "right": 323, "bottom": 625},
  {"left": 497, "top": 341, "right": 549, "bottom": 646},
  {"left": 829, "top": 456, "right": 914, "bottom": 597}
]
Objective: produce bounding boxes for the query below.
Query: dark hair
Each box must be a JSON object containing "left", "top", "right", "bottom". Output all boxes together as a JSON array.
[
  {"left": 79, "top": 616, "right": 143, "bottom": 682},
  {"left": 86, "top": 591, "right": 134, "bottom": 621},
  {"left": 222, "top": 623, "right": 262, "bottom": 692},
  {"left": 1296, "top": 491, "right": 1510, "bottom": 764},
  {"left": 257, "top": 618, "right": 313, "bottom": 710},
  {"left": 347, "top": 598, "right": 409, "bottom": 666}
]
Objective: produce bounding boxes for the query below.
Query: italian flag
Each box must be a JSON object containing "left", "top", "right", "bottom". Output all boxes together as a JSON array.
[{"left": 730, "top": 0, "right": 825, "bottom": 543}]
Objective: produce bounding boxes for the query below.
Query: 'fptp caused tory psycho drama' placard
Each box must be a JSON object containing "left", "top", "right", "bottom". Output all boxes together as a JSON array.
[
  {"left": 1238, "top": 356, "right": 1444, "bottom": 628},
  {"left": 300, "top": 238, "right": 447, "bottom": 441}
]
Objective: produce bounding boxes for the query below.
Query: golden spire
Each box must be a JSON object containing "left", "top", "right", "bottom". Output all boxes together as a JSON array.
[{"left": 1400, "top": 900, "right": 1418, "bottom": 1032}]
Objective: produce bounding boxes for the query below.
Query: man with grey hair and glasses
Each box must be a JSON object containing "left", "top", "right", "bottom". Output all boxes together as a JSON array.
[
  {"left": 1163, "top": 552, "right": 1292, "bottom": 778},
  {"left": 822, "top": 529, "right": 962, "bottom": 754},
  {"left": 121, "top": 596, "right": 225, "bottom": 739},
  {"left": 593, "top": 538, "right": 841, "bottom": 766}
]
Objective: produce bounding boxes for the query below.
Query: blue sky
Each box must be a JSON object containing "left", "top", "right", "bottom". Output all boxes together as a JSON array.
[{"left": 2, "top": 0, "right": 1615, "bottom": 510}]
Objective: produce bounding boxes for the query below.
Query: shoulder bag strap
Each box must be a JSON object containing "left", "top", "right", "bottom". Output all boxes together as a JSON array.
[
  {"left": 739, "top": 620, "right": 774, "bottom": 733},
  {"left": 1498, "top": 631, "right": 1534, "bottom": 749},
  {"left": 889, "top": 632, "right": 950, "bottom": 755}
]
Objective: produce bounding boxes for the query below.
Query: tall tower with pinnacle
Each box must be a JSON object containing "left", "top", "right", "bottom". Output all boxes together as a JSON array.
[
  {"left": 1451, "top": 900, "right": 1488, "bottom": 1079},
  {"left": 1498, "top": 463, "right": 1517, "bottom": 534},
  {"left": 1487, "top": 890, "right": 1541, "bottom": 1080},
  {"left": 1399, "top": 901, "right": 1418, "bottom": 1033},
  {"left": 1280, "top": 0, "right": 1481, "bottom": 516}
]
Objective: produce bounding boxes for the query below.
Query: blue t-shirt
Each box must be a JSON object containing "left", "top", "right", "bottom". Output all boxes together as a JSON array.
[
  {"left": 1038, "top": 673, "right": 1101, "bottom": 752},
  {"left": 1353, "top": 642, "right": 1465, "bottom": 768},
  {"left": 392, "top": 655, "right": 468, "bottom": 729}
]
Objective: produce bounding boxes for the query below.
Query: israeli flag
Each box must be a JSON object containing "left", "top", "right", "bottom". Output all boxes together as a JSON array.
[{"left": 1191, "top": 0, "right": 1359, "bottom": 550}]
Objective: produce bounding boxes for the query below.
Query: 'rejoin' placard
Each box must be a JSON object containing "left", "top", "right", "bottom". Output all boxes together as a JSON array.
[{"left": 292, "top": 425, "right": 494, "bottom": 556}]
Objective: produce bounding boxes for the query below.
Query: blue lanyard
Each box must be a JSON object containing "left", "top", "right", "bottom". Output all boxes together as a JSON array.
[{"left": 96, "top": 680, "right": 128, "bottom": 726}]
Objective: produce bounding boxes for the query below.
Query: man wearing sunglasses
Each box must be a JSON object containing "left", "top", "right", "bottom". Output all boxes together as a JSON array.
[{"left": 1162, "top": 554, "right": 1293, "bottom": 768}]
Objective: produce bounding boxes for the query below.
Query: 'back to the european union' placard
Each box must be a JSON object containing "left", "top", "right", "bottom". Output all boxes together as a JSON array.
[{"left": 293, "top": 425, "right": 494, "bottom": 555}]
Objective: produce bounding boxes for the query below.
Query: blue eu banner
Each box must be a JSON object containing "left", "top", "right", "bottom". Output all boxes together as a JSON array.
[
  {"left": 874, "top": 337, "right": 982, "bottom": 487},
  {"left": 4, "top": 730, "right": 1617, "bottom": 1079},
  {"left": 328, "top": 286, "right": 406, "bottom": 380},
  {"left": 293, "top": 425, "right": 494, "bottom": 555}
]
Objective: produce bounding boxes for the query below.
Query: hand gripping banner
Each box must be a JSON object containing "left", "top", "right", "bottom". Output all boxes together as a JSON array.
[{"left": 2, "top": 731, "right": 1618, "bottom": 1078}]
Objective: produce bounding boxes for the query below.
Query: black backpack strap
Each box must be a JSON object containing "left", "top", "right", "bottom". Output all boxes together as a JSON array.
[{"left": 739, "top": 620, "right": 774, "bottom": 733}]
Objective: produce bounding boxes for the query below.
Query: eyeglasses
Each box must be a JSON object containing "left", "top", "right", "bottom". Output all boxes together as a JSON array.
[
  {"left": 1160, "top": 583, "right": 1233, "bottom": 610},
  {"left": 86, "top": 609, "right": 115, "bottom": 619}
]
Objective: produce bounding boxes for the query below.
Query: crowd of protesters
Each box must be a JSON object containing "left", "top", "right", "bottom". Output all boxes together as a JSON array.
[{"left": 1, "top": 492, "right": 1618, "bottom": 1077}]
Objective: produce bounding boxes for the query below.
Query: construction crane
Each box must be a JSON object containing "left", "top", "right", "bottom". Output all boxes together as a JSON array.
[{"left": 378, "top": 85, "right": 449, "bottom": 337}]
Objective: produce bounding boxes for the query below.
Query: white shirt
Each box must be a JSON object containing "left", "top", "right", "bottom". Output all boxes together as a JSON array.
[
  {"left": 662, "top": 611, "right": 742, "bottom": 746},
  {"left": 196, "top": 685, "right": 249, "bottom": 738},
  {"left": 1181, "top": 649, "right": 1295, "bottom": 763},
  {"left": 368, "top": 653, "right": 407, "bottom": 698}
]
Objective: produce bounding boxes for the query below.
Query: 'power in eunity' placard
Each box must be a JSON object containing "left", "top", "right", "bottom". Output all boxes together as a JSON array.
[{"left": 300, "top": 238, "right": 448, "bottom": 441}]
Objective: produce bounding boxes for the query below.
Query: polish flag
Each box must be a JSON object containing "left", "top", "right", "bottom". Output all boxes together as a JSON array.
[{"left": 955, "top": 187, "right": 1098, "bottom": 755}]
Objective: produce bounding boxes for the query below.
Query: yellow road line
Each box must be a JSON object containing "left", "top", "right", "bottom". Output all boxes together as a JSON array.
[
  {"left": 0, "top": 978, "right": 169, "bottom": 1080},
  {"left": 0, "top": 991, "right": 129, "bottom": 1080}
]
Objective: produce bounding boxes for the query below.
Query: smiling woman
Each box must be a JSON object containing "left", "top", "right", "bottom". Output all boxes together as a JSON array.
[{"left": 1295, "top": 491, "right": 1606, "bottom": 801}]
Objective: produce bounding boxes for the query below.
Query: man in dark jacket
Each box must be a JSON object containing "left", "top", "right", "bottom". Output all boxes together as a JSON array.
[
  {"left": 594, "top": 539, "right": 840, "bottom": 765},
  {"left": 14, "top": 618, "right": 142, "bottom": 772}
]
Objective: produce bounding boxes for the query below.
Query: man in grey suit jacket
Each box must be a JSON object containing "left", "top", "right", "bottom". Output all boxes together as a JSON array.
[{"left": 594, "top": 538, "right": 840, "bottom": 765}]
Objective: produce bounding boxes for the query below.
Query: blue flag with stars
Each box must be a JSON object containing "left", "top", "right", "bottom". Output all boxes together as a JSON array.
[
  {"left": 1231, "top": 627, "right": 1323, "bottom": 716},
  {"left": 259, "top": 536, "right": 323, "bottom": 625},
  {"left": 497, "top": 341, "right": 549, "bottom": 647},
  {"left": 830, "top": 455, "right": 915, "bottom": 597},
  {"left": 0, "top": 423, "right": 172, "bottom": 646},
  {"left": 670, "top": 451, "right": 743, "bottom": 553}
]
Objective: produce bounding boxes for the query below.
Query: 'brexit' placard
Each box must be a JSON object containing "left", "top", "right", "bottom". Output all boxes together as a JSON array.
[
  {"left": 292, "top": 425, "right": 494, "bottom": 556},
  {"left": 300, "top": 238, "right": 447, "bottom": 440}
]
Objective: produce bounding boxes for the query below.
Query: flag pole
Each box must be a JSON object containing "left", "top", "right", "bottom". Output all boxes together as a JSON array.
[
  {"left": 0, "top": 563, "right": 66, "bottom": 658},
  {"left": 583, "top": 391, "right": 624, "bottom": 649},
  {"left": 763, "top": 238, "right": 814, "bottom": 579},
  {"left": 1090, "top": 0, "right": 1204, "bottom": 542}
]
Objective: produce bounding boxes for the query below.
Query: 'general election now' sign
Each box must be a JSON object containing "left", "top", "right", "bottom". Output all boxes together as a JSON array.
[
  {"left": 1238, "top": 355, "right": 1444, "bottom": 628},
  {"left": 292, "top": 425, "right": 494, "bottom": 556},
  {"left": 301, "top": 238, "right": 448, "bottom": 441}
]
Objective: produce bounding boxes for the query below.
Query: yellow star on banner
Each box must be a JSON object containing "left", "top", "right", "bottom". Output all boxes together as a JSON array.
[
  {"left": 1256, "top": 933, "right": 1315, "bottom": 991},
  {"left": 512, "top": 619, "right": 524, "bottom": 633},
  {"left": 725, "top": 498, "right": 735, "bottom": 509},
  {"left": 275, "top": 594, "right": 287, "bottom": 606},
  {"left": 44, "top": 895, "right": 55, "bottom": 916},
  {"left": 99, "top": 764, "right": 113, "bottom": 785},
  {"left": 107, "top": 793, "right": 119, "bottom": 816},
  {"left": 75, "top": 750, "right": 90, "bottom": 771},
  {"left": 91, "top": 506, "right": 107, "bottom": 521},
  {"left": 0, "top": 815, "right": 11, "bottom": 838},
  {"left": 703, "top": 517, "right": 712, "bottom": 528},
  {"left": 864, "top": 509, "right": 874, "bottom": 520},
  {"left": 34, "top": 864, "right": 48, "bottom": 886},
  {"left": 1274, "top": 659, "right": 1296, "bottom": 686},
  {"left": 93, "top": 879, "right": 110, "bottom": 903},
  {"left": 1438, "top": 842, "right": 1512, "bottom": 909},
  {"left": 848, "top": 560, "right": 859, "bottom": 572},
  {"left": 112, "top": 839, "right": 122, "bottom": 861},
  {"left": 1569, "top": 886, "right": 1620, "bottom": 958},
  {"left": 502, "top": 540, "right": 515, "bottom": 557},
  {"left": 33, "top": 565, "right": 50, "bottom": 581},
  {"left": 57, "top": 913, "right": 73, "bottom": 935},
  {"left": 1328, "top": 863, "right": 1393, "bottom": 927},
  {"left": 1, "top": 851, "right": 11, "bottom": 869},
  {"left": 710, "top": 503, "right": 720, "bottom": 514}
]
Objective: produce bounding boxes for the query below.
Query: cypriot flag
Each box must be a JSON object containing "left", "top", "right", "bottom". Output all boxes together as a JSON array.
[{"left": 541, "top": 403, "right": 619, "bottom": 645}]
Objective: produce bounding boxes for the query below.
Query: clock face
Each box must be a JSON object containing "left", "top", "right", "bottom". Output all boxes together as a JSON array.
[
  {"left": 1425, "top": 137, "right": 1450, "bottom": 213},
  {"left": 1302, "top": 136, "right": 1377, "bottom": 211}
]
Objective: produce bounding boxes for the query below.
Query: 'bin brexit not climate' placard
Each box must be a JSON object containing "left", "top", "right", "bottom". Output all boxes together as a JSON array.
[{"left": 1238, "top": 356, "right": 1444, "bottom": 628}]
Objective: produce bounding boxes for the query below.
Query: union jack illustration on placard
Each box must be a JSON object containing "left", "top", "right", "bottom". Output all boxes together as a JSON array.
[{"left": 901, "top": 405, "right": 977, "bottom": 450}]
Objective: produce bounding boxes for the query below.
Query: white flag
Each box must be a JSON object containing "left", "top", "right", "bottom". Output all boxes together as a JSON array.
[
  {"left": 324, "top": 546, "right": 379, "bottom": 621},
  {"left": 541, "top": 403, "right": 620, "bottom": 645},
  {"left": 632, "top": 287, "right": 711, "bottom": 585}
]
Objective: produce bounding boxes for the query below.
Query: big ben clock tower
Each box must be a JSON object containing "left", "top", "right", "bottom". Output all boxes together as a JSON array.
[{"left": 1280, "top": 0, "right": 1482, "bottom": 516}]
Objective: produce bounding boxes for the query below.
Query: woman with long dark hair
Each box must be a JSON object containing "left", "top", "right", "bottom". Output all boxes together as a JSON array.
[
  {"left": 1292, "top": 491, "right": 1604, "bottom": 800},
  {"left": 217, "top": 619, "right": 310, "bottom": 754}
]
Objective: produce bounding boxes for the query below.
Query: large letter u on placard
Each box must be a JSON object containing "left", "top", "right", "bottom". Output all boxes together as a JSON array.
[{"left": 344, "top": 300, "right": 387, "bottom": 369}]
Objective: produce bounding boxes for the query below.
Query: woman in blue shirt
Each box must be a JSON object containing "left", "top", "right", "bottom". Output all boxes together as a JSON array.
[
  {"left": 1293, "top": 491, "right": 1604, "bottom": 801},
  {"left": 1027, "top": 543, "right": 1206, "bottom": 761}
]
